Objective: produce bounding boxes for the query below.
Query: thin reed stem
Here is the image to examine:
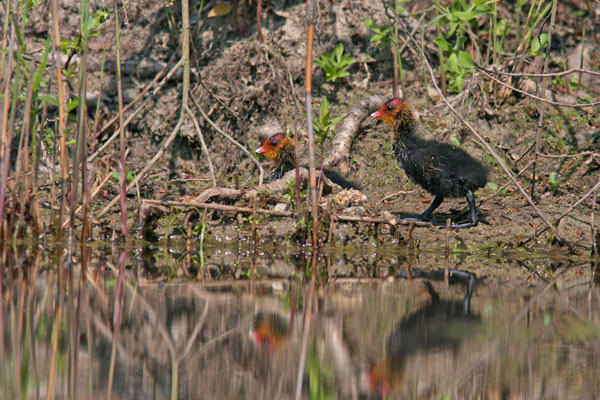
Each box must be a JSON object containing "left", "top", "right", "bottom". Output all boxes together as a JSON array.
[
  {"left": 305, "top": 0, "right": 318, "bottom": 246},
  {"left": 113, "top": 0, "right": 128, "bottom": 238},
  {"left": 0, "top": 18, "right": 15, "bottom": 236},
  {"left": 49, "top": 0, "right": 69, "bottom": 236},
  {"left": 530, "top": 0, "right": 558, "bottom": 200}
]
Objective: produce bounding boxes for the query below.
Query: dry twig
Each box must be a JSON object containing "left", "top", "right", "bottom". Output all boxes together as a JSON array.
[
  {"left": 190, "top": 95, "right": 265, "bottom": 185},
  {"left": 88, "top": 58, "right": 184, "bottom": 163},
  {"left": 185, "top": 104, "right": 216, "bottom": 187},
  {"left": 475, "top": 65, "right": 600, "bottom": 108},
  {"left": 141, "top": 199, "right": 293, "bottom": 217}
]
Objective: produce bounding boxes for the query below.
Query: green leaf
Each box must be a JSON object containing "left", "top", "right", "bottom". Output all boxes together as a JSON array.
[
  {"left": 38, "top": 95, "right": 59, "bottom": 106},
  {"left": 333, "top": 43, "right": 344, "bottom": 60},
  {"left": 320, "top": 97, "right": 330, "bottom": 125},
  {"left": 450, "top": 135, "right": 461, "bottom": 147},
  {"left": 531, "top": 37, "right": 540, "bottom": 53},
  {"left": 495, "top": 19, "right": 509, "bottom": 36},
  {"left": 329, "top": 115, "right": 345, "bottom": 125},
  {"left": 434, "top": 36, "right": 452, "bottom": 52},
  {"left": 448, "top": 21, "right": 459, "bottom": 36},
  {"left": 487, "top": 182, "right": 498, "bottom": 190},
  {"left": 427, "top": 14, "right": 447, "bottom": 27},
  {"left": 447, "top": 52, "right": 460, "bottom": 73},
  {"left": 364, "top": 18, "right": 376, "bottom": 30},
  {"left": 453, "top": 10, "right": 478, "bottom": 21},
  {"left": 67, "top": 97, "right": 79, "bottom": 112},
  {"left": 457, "top": 51, "right": 474, "bottom": 68}
]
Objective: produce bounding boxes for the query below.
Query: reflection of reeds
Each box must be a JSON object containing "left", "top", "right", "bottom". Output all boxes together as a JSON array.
[
  {"left": 1, "top": 244, "right": 599, "bottom": 399},
  {"left": 106, "top": 251, "right": 125, "bottom": 400}
]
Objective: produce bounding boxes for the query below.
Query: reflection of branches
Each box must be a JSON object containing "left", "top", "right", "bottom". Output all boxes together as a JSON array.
[
  {"left": 104, "top": 260, "right": 178, "bottom": 397},
  {"left": 324, "top": 318, "right": 359, "bottom": 399},
  {"left": 453, "top": 266, "right": 572, "bottom": 390},
  {"left": 179, "top": 299, "right": 209, "bottom": 361},
  {"left": 89, "top": 311, "right": 170, "bottom": 400}
]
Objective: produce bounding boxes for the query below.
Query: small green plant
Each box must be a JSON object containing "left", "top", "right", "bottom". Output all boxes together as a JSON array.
[
  {"left": 60, "top": 7, "right": 110, "bottom": 57},
  {"left": 430, "top": 0, "right": 493, "bottom": 92},
  {"left": 529, "top": 33, "right": 548, "bottom": 57},
  {"left": 315, "top": 43, "right": 355, "bottom": 82},
  {"left": 112, "top": 167, "right": 136, "bottom": 184},
  {"left": 515, "top": 0, "right": 552, "bottom": 58},
  {"left": 450, "top": 135, "right": 461, "bottom": 147},
  {"left": 365, "top": 18, "right": 393, "bottom": 49},
  {"left": 548, "top": 172, "right": 558, "bottom": 192},
  {"left": 313, "top": 96, "right": 345, "bottom": 144},
  {"left": 283, "top": 179, "right": 306, "bottom": 205}
]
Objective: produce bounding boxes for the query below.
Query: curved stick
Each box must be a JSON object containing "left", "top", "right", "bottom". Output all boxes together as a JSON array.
[{"left": 323, "top": 95, "right": 388, "bottom": 173}]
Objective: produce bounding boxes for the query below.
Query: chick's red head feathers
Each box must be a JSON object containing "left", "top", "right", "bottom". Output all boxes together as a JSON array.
[
  {"left": 255, "top": 133, "right": 293, "bottom": 161},
  {"left": 371, "top": 98, "right": 414, "bottom": 129}
]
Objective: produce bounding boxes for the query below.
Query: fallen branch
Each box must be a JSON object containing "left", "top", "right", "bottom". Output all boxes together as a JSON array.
[
  {"left": 525, "top": 176, "right": 600, "bottom": 242},
  {"left": 333, "top": 214, "right": 432, "bottom": 227},
  {"left": 323, "top": 95, "right": 388, "bottom": 173},
  {"left": 193, "top": 163, "right": 361, "bottom": 205},
  {"left": 537, "top": 151, "right": 599, "bottom": 159},
  {"left": 141, "top": 199, "right": 293, "bottom": 216},
  {"left": 479, "top": 159, "right": 534, "bottom": 205}
]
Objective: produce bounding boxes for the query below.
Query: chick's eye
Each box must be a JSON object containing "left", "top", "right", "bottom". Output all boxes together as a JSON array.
[
  {"left": 270, "top": 140, "right": 277, "bottom": 146},
  {"left": 386, "top": 105, "right": 393, "bottom": 111}
]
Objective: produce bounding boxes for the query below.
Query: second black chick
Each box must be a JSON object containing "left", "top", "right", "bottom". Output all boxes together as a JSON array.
[
  {"left": 372, "top": 98, "right": 489, "bottom": 229},
  {"left": 256, "top": 133, "right": 360, "bottom": 190}
]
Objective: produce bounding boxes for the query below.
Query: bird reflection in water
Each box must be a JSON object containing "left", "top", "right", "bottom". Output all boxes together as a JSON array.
[
  {"left": 367, "top": 269, "right": 479, "bottom": 398},
  {"left": 250, "top": 312, "right": 290, "bottom": 353}
]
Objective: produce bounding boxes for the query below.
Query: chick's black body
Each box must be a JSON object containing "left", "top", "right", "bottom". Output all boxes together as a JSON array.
[
  {"left": 373, "top": 98, "right": 489, "bottom": 228},
  {"left": 394, "top": 135, "right": 488, "bottom": 198}
]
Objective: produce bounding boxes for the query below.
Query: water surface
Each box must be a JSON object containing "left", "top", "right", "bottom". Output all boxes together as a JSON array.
[{"left": 1, "top": 241, "right": 599, "bottom": 399}]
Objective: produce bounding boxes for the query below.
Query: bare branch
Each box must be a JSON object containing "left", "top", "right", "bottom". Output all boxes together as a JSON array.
[{"left": 476, "top": 65, "right": 600, "bottom": 108}]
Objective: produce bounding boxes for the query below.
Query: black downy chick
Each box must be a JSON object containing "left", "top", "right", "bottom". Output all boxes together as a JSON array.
[
  {"left": 372, "top": 98, "right": 489, "bottom": 229},
  {"left": 256, "top": 133, "right": 360, "bottom": 190}
]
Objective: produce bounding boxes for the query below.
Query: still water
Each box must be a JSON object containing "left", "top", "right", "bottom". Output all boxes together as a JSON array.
[{"left": 1, "top": 241, "right": 599, "bottom": 399}]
